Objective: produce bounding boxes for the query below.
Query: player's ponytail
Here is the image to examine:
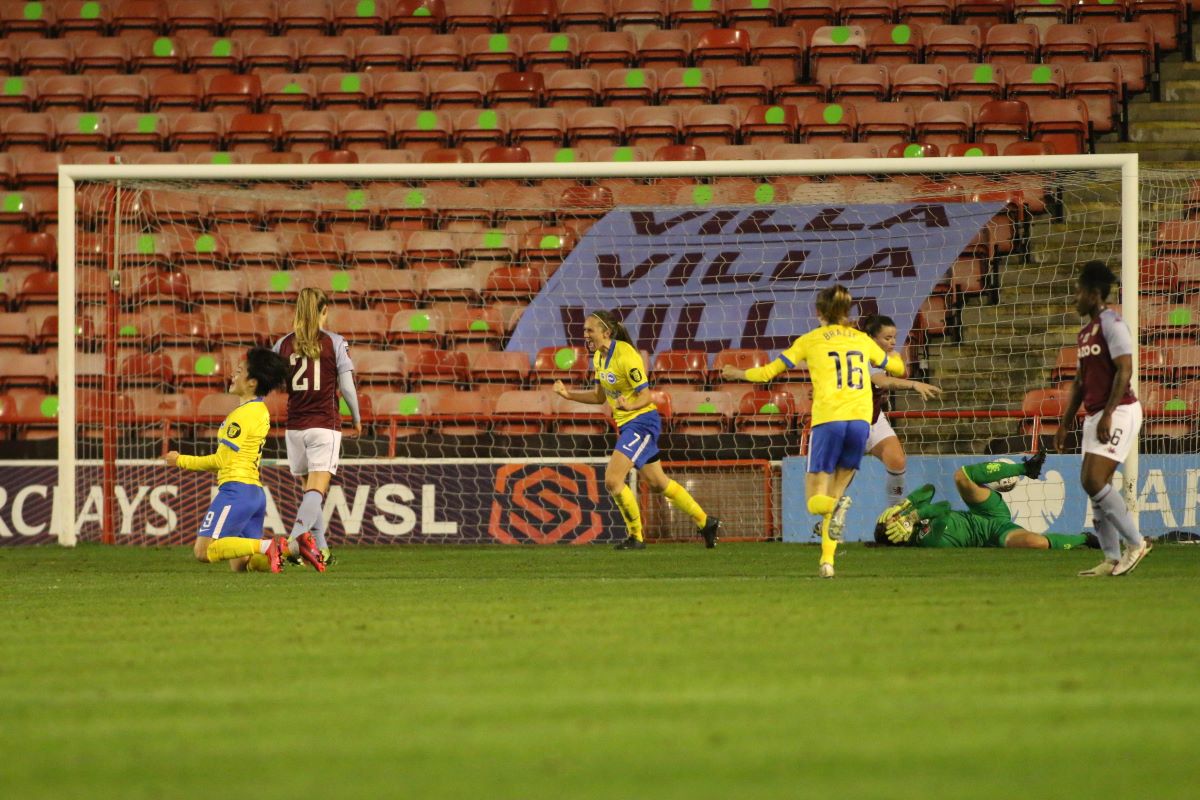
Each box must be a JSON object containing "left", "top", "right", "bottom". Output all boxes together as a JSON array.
[
  {"left": 294, "top": 287, "right": 328, "bottom": 360},
  {"left": 815, "top": 284, "right": 853, "bottom": 326},
  {"left": 590, "top": 310, "right": 634, "bottom": 345}
]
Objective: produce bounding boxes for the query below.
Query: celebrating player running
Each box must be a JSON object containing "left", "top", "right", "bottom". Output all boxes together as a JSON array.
[{"left": 724, "top": 285, "right": 905, "bottom": 577}]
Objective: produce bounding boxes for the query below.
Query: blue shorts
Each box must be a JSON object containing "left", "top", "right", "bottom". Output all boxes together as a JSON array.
[
  {"left": 614, "top": 410, "right": 662, "bottom": 470},
  {"left": 197, "top": 482, "right": 267, "bottom": 540},
  {"left": 808, "top": 420, "right": 870, "bottom": 474}
]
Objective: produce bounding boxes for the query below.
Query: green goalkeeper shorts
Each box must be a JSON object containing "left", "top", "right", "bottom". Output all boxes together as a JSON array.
[{"left": 920, "top": 491, "right": 1021, "bottom": 548}]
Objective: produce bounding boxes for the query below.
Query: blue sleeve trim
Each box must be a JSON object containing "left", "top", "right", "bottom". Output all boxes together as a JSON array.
[
  {"left": 219, "top": 439, "right": 240, "bottom": 452},
  {"left": 779, "top": 354, "right": 795, "bottom": 369},
  {"left": 632, "top": 382, "right": 649, "bottom": 393},
  {"left": 878, "top": 355, "right": 889, "bottom": 371}
]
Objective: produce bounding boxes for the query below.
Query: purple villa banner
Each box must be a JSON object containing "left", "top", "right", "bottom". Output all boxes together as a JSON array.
[{"left": 507, "top": 202, "right": 1004, "bottom": 357}]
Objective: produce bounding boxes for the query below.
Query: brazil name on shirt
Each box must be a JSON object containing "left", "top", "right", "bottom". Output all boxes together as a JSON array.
[
  {"left": 593, "top": 340, "right": 656, "bottom": 428},
  {"left": 177, "top": 398, "right": 270, "bottom": 487},
  {"left": 779, "top": 325, "right": 895, "bottom": 426}
]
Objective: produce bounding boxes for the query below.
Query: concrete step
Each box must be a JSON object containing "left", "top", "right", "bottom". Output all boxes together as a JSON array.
[
  {"left": 1128, "top": 102, "right": 1200, "bottom": 123},
  {"left": 1158, "top": 86, "right": 1200, "bottom": 104},
  {"left": 1159, "top": 62, "right": 1200, "bottom": 82},
  {"left": 1127, "top": 120, "right": 1200, "bottom": 143},
  {"left": 1095, "top": 141, "right": 1200, "bottom": 161}
]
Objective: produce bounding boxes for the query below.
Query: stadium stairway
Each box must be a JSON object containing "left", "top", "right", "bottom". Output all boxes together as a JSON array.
[{"left": 1097, "top": 13, "right": 1200, "bottom": 163}]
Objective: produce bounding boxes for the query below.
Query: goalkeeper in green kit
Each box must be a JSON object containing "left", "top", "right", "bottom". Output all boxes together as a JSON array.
[{"left": 874, "top": 452, "right": 1099, "bottom": 550}]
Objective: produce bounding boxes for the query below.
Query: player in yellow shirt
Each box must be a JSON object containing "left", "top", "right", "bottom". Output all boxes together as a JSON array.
[
  {"left": 724, "top": 285, "right": 905, "bottom": 577},
  {"left": 554, "top": 310, "right": 721, "bottom": 550},
  {"left": 164, "top": 346, "right": 293, "bottom": 572}
]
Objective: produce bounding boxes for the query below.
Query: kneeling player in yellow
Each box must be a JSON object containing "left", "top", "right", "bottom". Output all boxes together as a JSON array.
[
  {"left": 164, "top": 347, "right": 290, "bottom": 572},
  {"left": 724, "top": 285, "right": 905, "bottom": 577}
]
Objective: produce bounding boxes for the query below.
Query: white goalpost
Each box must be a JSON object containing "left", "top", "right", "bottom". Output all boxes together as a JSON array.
[{"left": 54, "top": 153, "right": 1163, "bottom": 546}]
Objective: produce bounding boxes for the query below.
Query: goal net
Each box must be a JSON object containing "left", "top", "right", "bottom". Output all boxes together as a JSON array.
[{"left": 50, "top": 155, "right": 1198, "bottom": 545}]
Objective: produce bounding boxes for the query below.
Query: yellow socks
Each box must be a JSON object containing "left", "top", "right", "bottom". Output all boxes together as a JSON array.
[
  {"left": 819, "top": 517, "right": 838, "bottom": 566},
  {"left": 808, "top": 495, "right": 838, "bottom": 566},
  {"left": 614, "top": 485, "right": 644, "bottom": 541},
  {"left": 206, "top": 537, "right": 260, "bottom": 563},
  {"left": 246, "top": 553, "right": 271, "bottom": 572},
  {"left": 663, "top": 480, "right": 707, "bottom": 529}
]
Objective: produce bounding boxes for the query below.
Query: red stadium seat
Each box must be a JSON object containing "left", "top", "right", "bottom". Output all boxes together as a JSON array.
[
  {"left": 76, "top": 37, "right": 132, "bottom": 74},
  {"left": 412, "top": 33, "right": 466, "bottom": 72},
  {"left": 113, "top": 112, "right": 168, "bottom": 151},
  {"left": 602, "top": 68, "right": 657, "bottom": 108},
  {"left": 375, "top": 72, "right": 430, "bottom": 107},
  {"left": 660, "top": 67, "right": 716, "bottom": 105},
  {"left": 974, "top": 98, "right": 1032, "bottom": 149},
  {"left": 856, "top": 102, "right": 916, "bottom": 147},
  {"left": 262, "top": 73, "right": 319, "bottom": 111},
  {"left": 639, "top": 29, "right": 693, "bottom": 71},
  {"left": 355, "top": 36, "right": 410, "bottom": 73},
  {"left": 390, "top": 0, "right": 446, "bottom": 32},
  {"left": 244, "top": 37, "right": 299, "bottom": 75},
  {"left": 444, "top": 0, "right": 499, "bottom": 32},
  {"left": 278, "top": 0, "right": 334, "bottom": 36},
  {"left": 949, "top": 63, "right": 1007, "bottom": 112},
  {"left": 1098, "top": 22, "right": 1155, "bottom": 95},
  {"left": 626, "top": 106, "right": 683, "bottom": 148},
  {"left": 581, "top": 31, "right": 637, "bottom": 77},
  {"left": 188, "top": 36, "right": 243, "bottom": 76},
  {"left": 800, "top": 102, "right": 858, "bottom": 143},
  {"left": 431, "top": 71, "right": 488, "bottom": 106},
  {"left": 867, "top": 23, "right": 925, "bottom": 68},
  {"left": 1029, "top": 97, "right": 1090, "bottom": 154},
  {"left": 683, "top": 105, "right": 739, "bottom": 147},
  {"left": 1007, "top": 63, "right": 1066, "bottom": 100},
  {"left": 466, "top": 32, "right": 523, "bottom": 75},
  {"left": 1065, "top": 61, "right": 1122, "bottom": 135},
  {"left": 925, "top": 25, "right": 981, "bottom": 67},
  {"left": 319, "top": 72, "right": 374, "bottom": 108},
  {"left": 558, "top": 0, "right": 609, "bottom": 32},
  {"left": 915, "top": 100, "right": 973, "bottom": 150},
  {"left": 694, "top": 27, "right": 752, "bottom": 68},
  {"left": 226, "top": 112, "right": 284, "bottom": 153},
  {"left": 489, "top": 71, "right": 545, "bottom": 107},
  {"left": 502, "top": 0, "right": 557, "bottom": 31},
  {"left": 333, "top": 0, "right": 388, "bottom": 36},
  {"left": 38, "top": 75, "right": 93, "bottom": 112},
  {"left": 222, "top": 1, "right": 276, "bottom": 38},
  {"left": 741, "top": 104, "right": 800, "bottom": 144},
  {"left": 809, "top": 25, "right": 866, "bottom": 89},
  {"left": 832, "top": 64, "right": 890, "bottom": 101},
  {"left": 1042, "top": 23, "right": 1097, "bottom": 64},
  {"left": 524, "top": 31, "right": 578, "bottom": 72},
  {"left": 982, "top": 23, "right": 1040, "bottom": 65},
  {"left": 545, "top": 68, "right": 601, "bottom": 107},
  {"left": 749, "top": 27, "right": 807, "bottom": 88},
  {"left": 568, "top": 107, "right": 625, "bottom": 145},
  {"left": 892, "top": 63, "right": 949, "bottom": 100}
]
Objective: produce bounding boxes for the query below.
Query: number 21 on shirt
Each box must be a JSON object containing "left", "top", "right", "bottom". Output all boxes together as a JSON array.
[{"left": 289, "top": 353, "right": 320, "bottom": 392}]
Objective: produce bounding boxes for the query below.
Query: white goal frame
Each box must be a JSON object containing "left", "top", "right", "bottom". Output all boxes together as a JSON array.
[{"left": 54, "top": 153, "right": 1140, "bottom": 545}]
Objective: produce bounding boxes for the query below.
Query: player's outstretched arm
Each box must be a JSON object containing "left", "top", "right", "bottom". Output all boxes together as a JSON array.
[
  {"left": 552, "top": 380, "right": 605, "bottom": 405},
  {"left": 871, "top": 372, "right": 941, "bottom": 401}
]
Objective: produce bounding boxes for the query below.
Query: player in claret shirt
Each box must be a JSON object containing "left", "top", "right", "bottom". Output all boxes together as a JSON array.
[
  {"left": 165, "top": 347, "right": 290, "bottom": 573},
  {"left": 273, "top": 288, "right": 363, "bottom": 570},
  {"left": 1055, "top": 261, "right": 1151, "bottom": 577},
  {"left": 553, "top": 310, "right": 721, "bottom": 551}
]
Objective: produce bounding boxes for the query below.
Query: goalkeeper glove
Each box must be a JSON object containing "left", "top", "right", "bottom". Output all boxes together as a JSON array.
[{"left": 1022, "top": 450, "right": 1047, "bottom": 479}]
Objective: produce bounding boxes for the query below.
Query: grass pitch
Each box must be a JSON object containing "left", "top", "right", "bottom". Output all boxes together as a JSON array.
[{"left": 3, "top": 543, "right": 1198, "bottom": 800}]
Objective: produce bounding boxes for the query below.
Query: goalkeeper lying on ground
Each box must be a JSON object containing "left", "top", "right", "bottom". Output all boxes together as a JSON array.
[{"left": 874, "top": 452, "right": 1098, "bottom": 550}]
